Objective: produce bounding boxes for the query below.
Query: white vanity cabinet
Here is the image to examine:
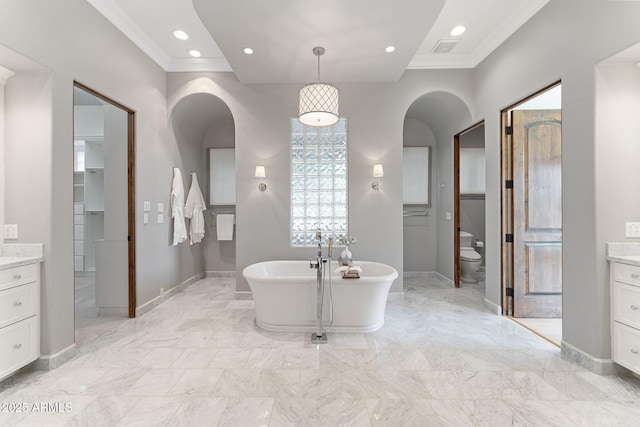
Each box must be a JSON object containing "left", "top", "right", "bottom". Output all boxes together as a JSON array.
[
  {"left": 610, "top": 261, "right": 640, "bottom": 374},
  {"left": 0, "top": 261, "right": 40, "bottom": 380}
]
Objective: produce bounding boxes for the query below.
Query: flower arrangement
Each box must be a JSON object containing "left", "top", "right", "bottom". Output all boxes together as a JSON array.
[
  {"left": 336, "top": 234, "right": 357, "bottom": 247},
  {"left": 336, "top": 234, "right": 357, "bottom": 266}
]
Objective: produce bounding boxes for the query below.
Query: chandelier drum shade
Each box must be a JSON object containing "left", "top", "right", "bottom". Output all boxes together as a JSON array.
[{"left": 299, "top": 47, "right": 340, "bottom": 127}]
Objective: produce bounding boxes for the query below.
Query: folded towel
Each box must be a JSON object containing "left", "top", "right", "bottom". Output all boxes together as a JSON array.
[
  {"left": 335, "top": 265, "right": 362, "bottom": 274},
  {"left": 216, "top": 214, "right": 235, "bottom": 240}
]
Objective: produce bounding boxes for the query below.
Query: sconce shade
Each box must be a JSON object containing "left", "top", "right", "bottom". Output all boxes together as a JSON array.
[
  {"left": 255, "top": 165, "right": 266, "bottom": 178},
  {"left": 373, "top": 164, "right": 384, "bottom": 178}
]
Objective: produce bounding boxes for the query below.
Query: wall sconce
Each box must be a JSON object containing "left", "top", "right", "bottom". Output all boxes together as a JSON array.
[
  {"left": 372, "top": 164, "right": 384, "bottom": 190},
  {"left": 255, "top": 165, "right": 267, "bottom": 191}
]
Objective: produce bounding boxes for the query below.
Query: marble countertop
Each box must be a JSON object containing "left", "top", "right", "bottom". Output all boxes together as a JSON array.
[
  {"left": 0, "top": 256, "right": 43, "bottom": 270},
  {"left": 607, "top": 242, "right": 640, "bottom": 266},
  {"left": 607, "top": 255, "right": 640, "bottom": 267}
]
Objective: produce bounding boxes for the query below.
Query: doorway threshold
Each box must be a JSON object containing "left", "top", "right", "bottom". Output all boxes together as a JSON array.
[{"left": 508, "top": 316, "right": 562, "bottom": 348}]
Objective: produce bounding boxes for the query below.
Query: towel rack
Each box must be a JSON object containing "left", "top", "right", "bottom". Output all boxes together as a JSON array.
[
  {"left": 210, "top": 211, "right": 236, "bottom": 225},
  {"left": 403, "top": 210, "right": 429, "bottom": 217}
]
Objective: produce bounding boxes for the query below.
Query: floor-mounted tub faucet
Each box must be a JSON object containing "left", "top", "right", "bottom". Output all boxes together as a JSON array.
[{"left": 311, "top": 229, "right": 329, "bottom": 344}]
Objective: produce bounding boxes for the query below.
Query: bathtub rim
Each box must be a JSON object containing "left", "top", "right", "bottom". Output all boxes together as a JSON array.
[{"left": 242, "top": 259, "right": 399, "bottom": 282}]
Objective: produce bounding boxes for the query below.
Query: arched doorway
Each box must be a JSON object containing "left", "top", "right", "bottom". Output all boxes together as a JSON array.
[
  {"left": 169, "top": 92, "right": 236, "bottom": 273},
  {"left": 403, "top": 91, "right": 472, "bottom": 283}
]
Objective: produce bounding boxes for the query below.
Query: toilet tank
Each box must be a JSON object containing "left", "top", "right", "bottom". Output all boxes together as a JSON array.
[{"left": 460, "top": 231, "right": 474, "bottom": 247}]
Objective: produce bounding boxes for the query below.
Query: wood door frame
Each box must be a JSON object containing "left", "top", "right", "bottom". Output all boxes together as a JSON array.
[
  {"left": 73, "top": 81, "right": 136, "bottom": 318},
  {"left": 453, "top": 120, "right": 485, "bottom": 288},
  {"left": 500, "top": 80, "right": 561, "bottom": 315}
]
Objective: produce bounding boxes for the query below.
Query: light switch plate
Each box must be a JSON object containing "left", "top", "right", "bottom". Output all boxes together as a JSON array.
[
  {"left": 157, "top": 214, "right": 164, "bottom": 224},
  {"left": 143, "top": 213, "right": 149, "bottom": 225},
  {"left": 626, "top": 222, "right": 640, "bottom": 238},
  {"left": 143, "top": 201, "right": 151, "bottom": 212},
  {"left": 3, "top": 224, "right": 18, "bottom": 239}
]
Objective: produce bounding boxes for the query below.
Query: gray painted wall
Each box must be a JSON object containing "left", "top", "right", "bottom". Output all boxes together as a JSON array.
[
  {"left": 167, "top": 71, "right": 474, "bottom": 293},
  {"left": 402, "top": 118, "right": 437, "bottom": 271},
  {"left": 472, "top": 0, "right": 640, "bottom": 358},
  {"left": 0, "top": 0, "right": 203, "bottom": 357},
  {"left": 202, "top": 118, "right": 237, "bottom": 272},
  {"left": 3, "top": 0, "right": 640, "bottom": 366}
]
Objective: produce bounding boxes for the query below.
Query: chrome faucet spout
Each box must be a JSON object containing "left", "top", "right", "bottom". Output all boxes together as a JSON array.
[{"left": 316, "top": 229, "right": 322, "bottom": 260}]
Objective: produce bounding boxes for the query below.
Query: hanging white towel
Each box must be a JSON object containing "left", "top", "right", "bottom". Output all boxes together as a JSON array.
[
  {"left": 185, "top": 173, "right": 207, "bottom": 245},
  {"left": 171, "top": 167, "right": 188, "bottom": 246},
  {"left": 216, "top": 214, "right": 235, "bottom": 241}
]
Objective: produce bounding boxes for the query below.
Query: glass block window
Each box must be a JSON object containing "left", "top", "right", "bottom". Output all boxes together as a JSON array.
[{"left": 291, "top": 118, "right": 348, "bottom": 246}]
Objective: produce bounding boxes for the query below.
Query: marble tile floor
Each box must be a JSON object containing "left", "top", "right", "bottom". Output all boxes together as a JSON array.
[
  {"left": 509, "top": 317, "right": 563, "bottom": 348},
  {"left": 74, "top": 273, "right": 128, "bottom": 347},
  {"left": 2, "top": 275, "right": 640, "bottom": 426}
]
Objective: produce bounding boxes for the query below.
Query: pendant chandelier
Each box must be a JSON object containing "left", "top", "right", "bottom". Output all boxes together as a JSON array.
[{"left": 298, "top": 46, "right": 340, "bottom": 127}]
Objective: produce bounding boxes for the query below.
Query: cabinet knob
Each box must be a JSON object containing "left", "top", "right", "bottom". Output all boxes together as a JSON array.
[
  {"left": 632, "top": 305, "right": 639, "bottom": 311},
  {"left": 632, "top": 273, "right": 640, "bottom": 279},
  {"left": 14, "top": 344, "right": 22, "bottom": 349},
  {"left": 13, "top": 274, "right": 22, "bottom": 280},
  {"left": 632, "top": 348, "right": 639, "bottom": 355},
  {"left": 14, "top": 301, "right": 22, "bottom": 307}
]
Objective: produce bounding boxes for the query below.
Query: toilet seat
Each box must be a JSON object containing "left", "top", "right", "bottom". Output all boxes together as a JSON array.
[{"left": 460, "top": 249, "right": 481, "bottom": 262}]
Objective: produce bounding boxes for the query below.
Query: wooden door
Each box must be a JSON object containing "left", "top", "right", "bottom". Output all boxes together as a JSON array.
[{"left": 512, "top": 109, "right": 562, "bottom": 317}]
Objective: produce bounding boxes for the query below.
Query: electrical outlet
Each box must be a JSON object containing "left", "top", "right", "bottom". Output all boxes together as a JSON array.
[
  {"left": 157, "top": 203, "right": 164, "bottom": 214},
  {"left": 626, "top": 222, "right": 640, "bottom": 238},
  {"left": 3, "top": 224, "right": 18, "bottom": 239},
  {"left": 160, "top": 287, "right": 165, "bottom": 296},
  {"left": 143, "top": 201, "right": 151, "bottom": 212}
]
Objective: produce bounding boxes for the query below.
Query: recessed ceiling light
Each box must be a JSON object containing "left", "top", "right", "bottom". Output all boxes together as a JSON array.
[
  {"left": 173, "top": 30, "right": 189, "bottom": 40},
  {"left": 189, "top": 50, "right": 201, "bottom": 58},
  {"left": 450, "top": 26, "right": 466, "bottom": 36},
  {"left": 243, "top": 47, "right": 254, "bottom": 55},
  {"left": 385, "top": 46, "right": 396, "bottom": 53}
]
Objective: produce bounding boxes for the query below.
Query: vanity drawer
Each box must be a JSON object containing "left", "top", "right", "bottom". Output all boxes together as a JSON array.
[
  {"left": 0, "top": 264, "right": 38, "bottom": 292},
  {"left": 0, "top": 316, "right": 39, "bottom": 381},
  {"left": 614, "top": 262, "right": 640, "bottom": 287},
  {"left": 0, "top": 282, "right": 39, "bottom": 329},
  {"left": 613, "top": 322, "right": 640, "bottom": 374}
]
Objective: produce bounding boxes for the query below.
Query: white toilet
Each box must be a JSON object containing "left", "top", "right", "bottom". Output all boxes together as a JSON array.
[{"left": 460, "top": 231, "right": 482, "bottom": 284}]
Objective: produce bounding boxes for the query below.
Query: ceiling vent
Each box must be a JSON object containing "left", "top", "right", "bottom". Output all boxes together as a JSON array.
[{"left": 432, "top": 39, "right": 458, "bottom": 54}]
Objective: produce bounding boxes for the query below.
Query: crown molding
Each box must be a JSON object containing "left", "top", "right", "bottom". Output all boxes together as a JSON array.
[
  {"left": 86, "top": 0, "right": 170, "bottom": 70},
  {"left": 0, "top": 65, "right": 15, "bottom": 85}
]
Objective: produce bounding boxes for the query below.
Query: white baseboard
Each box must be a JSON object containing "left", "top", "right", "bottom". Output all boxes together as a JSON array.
[
  {"left": 98, "top": 307, "right": 128, "bottom": 316},
  {"left": 35, "top": 344, "right": 78, "bottom": 371},
  {"left": 387, "top": 292, "right": 404, "bottom": 302},
  {"left": 206, "top": 271, "right": 236, "bottom": 278},
  {"left": 136, "top": 272, "right": 205, "bottom": 317},
  {"left": 484, "top": 298, "right": 502, "bottom": 315},
  {"left": 404, "top": 271, "right": 454, "bottom": 286},
  {"left": 560, "top": 341, "right": 623, "bottom": 375},
  {"left": 235, "top": 291, "right": 253, "bottom": 300}
]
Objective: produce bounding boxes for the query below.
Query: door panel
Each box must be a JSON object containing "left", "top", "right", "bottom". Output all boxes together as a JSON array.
[{"left": 512, "top": 109, "right": 562, "bottom": 318}]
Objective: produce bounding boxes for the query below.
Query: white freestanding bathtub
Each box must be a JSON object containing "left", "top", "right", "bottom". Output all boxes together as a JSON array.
[{"left": 242, "top": 260, "right": 398, "bottom": 333}]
